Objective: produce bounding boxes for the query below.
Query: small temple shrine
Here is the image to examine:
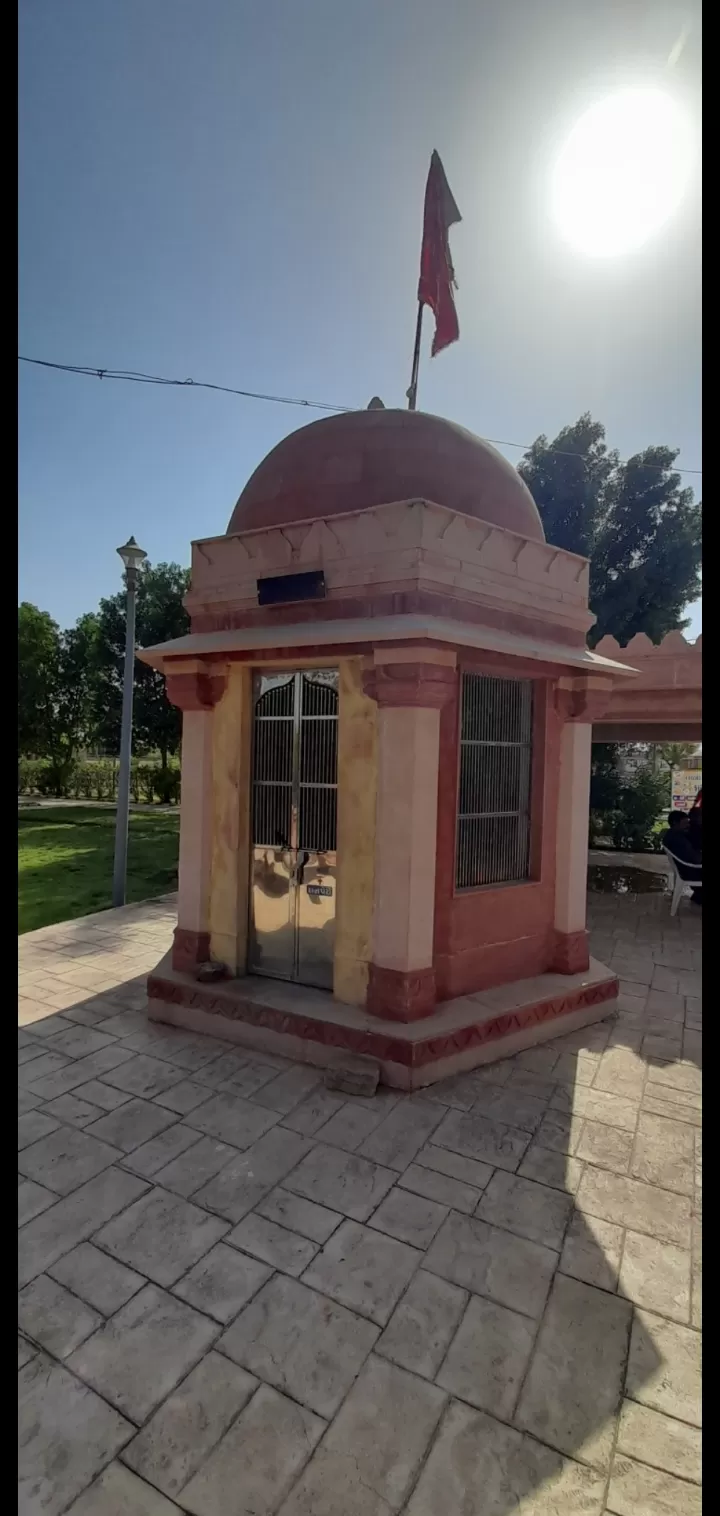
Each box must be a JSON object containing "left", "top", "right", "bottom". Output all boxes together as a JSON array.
[{"left": 140, "top": 406, "right": 637, "bottom": 1087}]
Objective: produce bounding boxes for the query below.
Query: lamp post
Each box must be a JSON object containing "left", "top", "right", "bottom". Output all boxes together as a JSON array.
[{"left": 112, "top": 536, "right": 147, "bottom": 907}]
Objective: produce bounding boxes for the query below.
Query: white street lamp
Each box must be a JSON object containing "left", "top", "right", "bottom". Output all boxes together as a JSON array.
[{"left": 112, "top": 536, "right": 148, "bottom": 907}]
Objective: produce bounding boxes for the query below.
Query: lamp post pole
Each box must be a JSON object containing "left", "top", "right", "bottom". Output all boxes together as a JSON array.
[{"left": 112, "top": 537, "right": 147, "bottom": 908}]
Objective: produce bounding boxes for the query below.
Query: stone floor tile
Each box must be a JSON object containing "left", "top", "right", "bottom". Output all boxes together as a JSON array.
[
  {"left": 153, "top": 1078, "right": 213, "bottom": 1115},
  {"left": 95, "top": 1186, "right": 228, "bottom": 1287},
  {"left": 67, "top": 1284, "right": 218, "bottom": 1424},
  {"left": 413, "top": 1142, "right": 493, "bottom": 1191},
  {"left": 173, "top": 1241, "right": 272, "bottom": 1323},
  {"left": 312, "top": 1100, "right": 385, "bottom": 1152},
  {"left": 180, "top": 1384, "right": 324, "bottom": 1516},
  {"left": 18, "top": 1353, "right": 133, "bottom": 1516},
  {"left": 43, "top": 1093, "right": 105, "bottom": 1129},
  {"left": 515, "top": 1273, "right": 632, "bottom": 1470},
  {"left": 554, "top": 1085, "right": 639, "bottom": 1132},
  {"left": 631, "top": 1113, "right": 695, "bottom": 1196},
  {"left": 280, "top": 1087, "right": 346, "bottom": 1135},
  {"left": 616, "top": 1400, "right": 701, "bottom": 1483},
  {"left": 226, "top": 1211, "right": 319, "bottom": 1275},
  {"left": 19, "top": 1177, "right": 57, "bottom": 1226},
  {"left": 592, "top": 1047, "right": 646, "bottom": 1099},
  {"left": 18, "top": 1049, "right": 72, "bottom": 1087},
  {"left": 534, "top": 1109, "right": 584, "bottom": 1154},
  {"left": 65, "top": 1463, "right": 183, "bottom": 1514},
  {"left": 250, "top": 1064, "right": 322, "bottom": 1113},
  {"left": 576, "top": 1119, "right": 634, "bottom": 1174},
  {"left": 255, "top": 1186, "right": 342, "bottom": 1243},
  {"left": 84, "top": 1098, "right": 178, "bottom": 1152},
  {"left": 432, "top": 1107, "right": 532, "bottom": 1171},
  {"left": 303, "top": 1219, "right": 421, "bottom": 1326},
  {"left": 280, "top": 1356, "right": 446, "bottom": 1516},
  {"left": 121, "top": 1351, "right": 257, "bottom": 1497},
  {"left": 438, "top": 1293, "right": 536, "bottom": 1418},
  {"left": 619, "top": 1230, "right": 691, "bottom": 1322},
  {"left": 647, "top": 1061, "right": 702, "bottom": 1096},
  {"left": 220, "top": 1272, "right": 378, "bottom": 1416},
  {"left": 29, "top": 1046, "right": 136, "bottom": 1101},
  {"left": 119, "top": 1123, "right": 201, "bottom": 1180},
  {"left": 375, "top": 1269, "right": 466, "bottom": 1379},
  {"left": 424, "top": 1209, "right": 557, "bottom": 1318},
  {"left": 18, "top": 1088, "right": 44, "bottom": 1114},
  {"left": 18, "top": 1334, "right": 37, "bottom": 1369},
  {"left": 215, "top": 1060, "right": 282, "bottom": 1099},
  {"left": 19, "top": 1125, "right": 121, "bottom": 1196},
  {"left": 517, "top": 1143, "right": 583, "bottom": 1193},
  {"left": 642, "top": 1091, "right": 701, "bottom": 1127},
  {"left": 358, "top": 1099, "right": 444, "bottom": 1170},
  {"left": 18, "top": 1109, "right": 61, "bottom": 1150},
  {"left": 186, "top": 1090, "right": 280, "bottom": 1148},
  {"left": 473, "top": 1085, "right": 549, "bottom": 1134},
  {"left": 397, "top": 1160, "right": 481, "bottom": 1214},
  {"left": 626, "top": 1310, "right": 701, "bottom": 1426},
  {"left": 19, "top": 1041, "right": 51, "bottom": 1067},
  {"left": 48, "top": 1242, "right": 145, "bottom": 1316},
  {"left": 645, "top": 988, "right": 686, "bottom": 1020},
  {"left": 74, "top": 1079, "right": 132, "bottom": 1111},
  {"left": 195, "top": 1127, "right": 313, "bottom": 1222},
  {"left": 476, "top": 1169, "right": 573, "bottom": 1250},
  {"left": 606, "top": 1454, "right": 701, "bottom": 1515},
  {"left": 18, "top": 1167, "right": 149, "bottom": 1287},
  {"left": 152, "top": 1134, "right": 240, "bottom": 1197},
  {"left": 18, "top": 1274, "right": 102, "bottom": 1359},
  {"left": 559, "top": 1211, "right": 623, "bottom": 1292},
  {"left": 282, "top": 1143, "right": 396, "bottom": 1220},
  {"left": 404, "top": 1400, "right": 606, "bottom": 1515},
  {"left": 49, "top": 1026, "right": 118, "bottom": 1060},
  {"left": 368, "top": 1185, "right": 448, "bottom": 1248},
  {"left": 577, "top": 1166, "right": 691, "bottom": 1246},
  {"left": 98, "top": 1053, "right": 184, "bottom": 1100}
]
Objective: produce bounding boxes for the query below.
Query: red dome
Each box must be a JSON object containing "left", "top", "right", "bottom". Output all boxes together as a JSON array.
[{"left": 227, "top": 408, "right": 544, "bottom": 541}]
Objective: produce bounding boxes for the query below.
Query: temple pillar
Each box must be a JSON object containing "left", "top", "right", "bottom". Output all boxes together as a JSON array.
[
  {"left": 363, "top": 652, "right": 455, "bottom": 1020},
  {"left": 551, "top": 677, "right": 612, "bottom": 974},
  {"left": 165, "top": 666, "right": 227, "bottom": 972}
]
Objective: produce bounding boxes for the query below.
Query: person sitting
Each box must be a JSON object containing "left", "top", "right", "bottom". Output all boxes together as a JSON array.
[
  {"left": 662, "top": 810, "right": 702, "bottom": 907},
  {"left": 688, "top": 789, "right": 702, "bottom": 854}
]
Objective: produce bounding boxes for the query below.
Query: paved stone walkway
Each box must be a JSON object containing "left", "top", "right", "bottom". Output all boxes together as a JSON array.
[{"left": 19, "top": 890, "right": 701, "bottom": 1515}]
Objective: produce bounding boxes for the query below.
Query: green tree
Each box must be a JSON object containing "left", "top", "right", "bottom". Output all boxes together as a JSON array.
[
  {"left": 655, "top": 742, "right": 698, "bottom": 774},
  {"left": 93, "top": 562, "right": 189, "bottom": 772},
  {"left": 18, "top": 603, "right": 99, "bottom": 788},
  {"left": 519, "top": 415, "right": 702, "bottom": 645}
]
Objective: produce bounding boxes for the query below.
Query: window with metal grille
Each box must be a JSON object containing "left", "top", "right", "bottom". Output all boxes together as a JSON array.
[{"left": 455, "top": 673, "right": 533, "bottom": 889}]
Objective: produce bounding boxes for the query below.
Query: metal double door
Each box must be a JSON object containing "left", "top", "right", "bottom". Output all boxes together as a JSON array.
[{"left": 249, "top": 669, "right": 338, "bottom": 990}]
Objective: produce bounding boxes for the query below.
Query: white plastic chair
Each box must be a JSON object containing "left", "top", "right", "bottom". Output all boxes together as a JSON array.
[{"left": 662, "top": 846, "right": 702, "bottom": 917}]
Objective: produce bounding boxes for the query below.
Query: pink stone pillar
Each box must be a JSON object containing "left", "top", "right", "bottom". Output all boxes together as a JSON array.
[
  {"left": 165, "top": 669, "right": 226, "bottom": 973},
  {"left": 551, "top": 678, "right": 612, "bottom": 974},
  {"left": 363, "top": 656, "right": 455, "bottom": 1021}
]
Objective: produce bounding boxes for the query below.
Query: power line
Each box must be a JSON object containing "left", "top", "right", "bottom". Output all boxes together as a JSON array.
[{"left": 18, "top": 355, "right": 703, "bottom": 478}]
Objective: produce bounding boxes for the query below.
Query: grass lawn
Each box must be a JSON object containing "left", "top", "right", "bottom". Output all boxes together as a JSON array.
[{"left": 18, "top": 807, "right": 180, "bottom": 934}]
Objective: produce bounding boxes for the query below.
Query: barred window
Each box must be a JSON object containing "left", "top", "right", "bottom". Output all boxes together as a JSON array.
[{"left": 455, "top": 673, "right": 533, "bottom": 889}]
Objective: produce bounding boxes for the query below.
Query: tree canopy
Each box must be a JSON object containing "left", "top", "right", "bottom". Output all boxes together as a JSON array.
[
  {"left": 18, "top": 561, "right": 189, "bottom": 770},
  {"left": 518, "top": 414, "right": 701, "bottom": 645}
]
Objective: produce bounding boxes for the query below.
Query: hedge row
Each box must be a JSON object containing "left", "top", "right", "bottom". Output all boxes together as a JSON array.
[{"left": 18, "top": 757, "right": 181, "bottom": 805}]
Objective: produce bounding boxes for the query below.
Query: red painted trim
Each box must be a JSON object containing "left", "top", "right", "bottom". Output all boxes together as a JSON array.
[
  {"left": 147, "top": 967, "right": 618, "bottom": 1069},
  {"left": 366, "top": 964, "right": 437, "bottom": 1021},
  {"left": 172, "top": 928, "right": 211, "bottom": 972},
  {"left": 190, "top": 588, "right": 586, "bottom": 649}
]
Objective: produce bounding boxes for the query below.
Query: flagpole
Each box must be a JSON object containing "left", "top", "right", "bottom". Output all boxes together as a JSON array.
[{"left": 407, "top": 301, "right": 424, "bottom": 411}]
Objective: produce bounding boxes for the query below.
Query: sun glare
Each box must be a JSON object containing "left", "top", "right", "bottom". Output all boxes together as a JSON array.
[{"left": 552, "top": 87, "right": 694, "bottom": 258}]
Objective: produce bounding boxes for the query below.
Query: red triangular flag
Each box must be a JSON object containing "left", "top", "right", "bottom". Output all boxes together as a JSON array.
[{"left": 418, "top": 151, "right": 462, "bottom": 356}]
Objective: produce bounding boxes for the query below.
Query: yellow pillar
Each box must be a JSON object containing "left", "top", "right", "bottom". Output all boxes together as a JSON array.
[
  {"left": 333, "top": 658, "right": 377, "bottom": 1005},
  {"left": 209, "top": 664, "right": 252, "bottom": 974}
]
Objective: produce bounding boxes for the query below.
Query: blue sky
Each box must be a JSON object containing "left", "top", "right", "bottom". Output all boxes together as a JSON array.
[{"left": 19, "top": 0, "right": 701, "bottom": 637}]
